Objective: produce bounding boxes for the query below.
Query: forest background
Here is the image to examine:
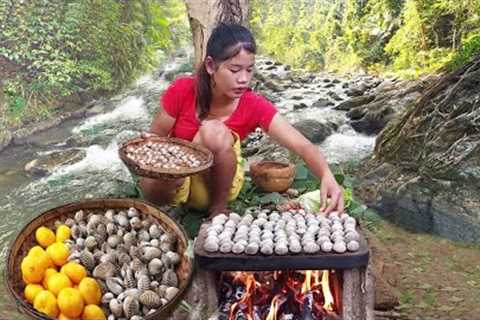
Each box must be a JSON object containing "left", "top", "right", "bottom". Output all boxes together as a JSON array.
[{"left": 0, "top": 0, "right": 479, "bottom": 134}]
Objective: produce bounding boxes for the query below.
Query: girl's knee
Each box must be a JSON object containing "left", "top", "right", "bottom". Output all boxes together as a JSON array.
[{"left": 198, "top": 121, "right": 234, "bottom": 153}]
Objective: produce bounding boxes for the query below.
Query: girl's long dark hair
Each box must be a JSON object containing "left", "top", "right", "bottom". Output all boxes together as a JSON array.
[{"left": 196, "top": 23, "right": 256, "bottom": 120}]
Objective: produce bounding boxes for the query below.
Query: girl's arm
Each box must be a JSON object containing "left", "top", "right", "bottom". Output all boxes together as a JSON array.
[
  {"left": 266, "top": 114, "right": 344, "bottom": 213},
  {"left": 149, "top": 108, "right": 176, "bottom": 137}
]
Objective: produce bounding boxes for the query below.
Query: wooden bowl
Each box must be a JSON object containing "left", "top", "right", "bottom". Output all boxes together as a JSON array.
[
  {"left": 5, "top": 198, "right": 193, "bottom": 320},
  {"left": 119, "top": 136, "right": 213, "bottom": 180},
  {"left": 250, "top": 161, "right": 296, "bottom": 193}
]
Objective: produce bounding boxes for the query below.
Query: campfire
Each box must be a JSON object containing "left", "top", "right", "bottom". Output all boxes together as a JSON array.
[{"left": 218, "top": 270, "right": 342, "bottom": 320}]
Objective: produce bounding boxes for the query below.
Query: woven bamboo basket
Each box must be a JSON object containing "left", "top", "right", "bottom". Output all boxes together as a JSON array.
[
  {"left": 250, "top": 161, "right": 296, "bottom": 193},
  {"left": 119, "top": 136, "right": 214, "bottom": 180},
  {"left": 5, "top": 198, "right": 193, "bottom": 319}
]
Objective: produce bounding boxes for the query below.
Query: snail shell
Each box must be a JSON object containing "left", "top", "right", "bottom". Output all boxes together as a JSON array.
[
  {"left": 289, "top": 241, "right": 302, "bottom": 253},
  {"left": 64, "top": 218, "right": 75, "bottom": 227},
  {"left": 109, "top": 298, "right": 123, "bottom": 317},
  {"left": 165, "top": 287, "right": 179, "bottom": 301},
  {"left": 142, "top": 246, "right": 162, "bottom": 261},
  {"left": 245, "top": 242, "right": 259, "bottom": 255},
  {"left": 149, "top": 224, "right": 162, "bottom": 239},
  {"left": 137, "top": 274, "right": 151, "bottom": 292},
  {"left": 260, "top": 244, "right": 273, "bottom": 255},
  {"left": 347, "top": 240, "right": 360, "bottom": 251},
  {"left": 106, "top": 277, "right": 125, "bottom": 296},
  {"left": 123, "top": 296, "right": 140, "bottom": 319},
  {"left": 333, "top": 241, "right": 347, "bottom": 253},
  {"left": 228, "top": 212, "right": 242, "bottom": 223},
  {"left": 74, "top": 210, "right": 85, "bottom": 223},
  {"left": 139, "top": 290, "right": 161, "bottom": 308},
  {"left": 219, "top": 241, "right": 233, "bottom": 253},
  {"left": 321, "top": 241, "right": 333, "bottom": 252},
  {"left": 345, "top": 231, "right": 360, "bottom": 242},
  {"left": 163, "top": 251, "right": 180, "bottom": 267},
  {"left": 274, "top": 243, "right": 288, "bottom": 255},
  {"left": 79, "top": 249, "right": 95, "bottom": 270},
  {"left": 123, "top": 267, "right": 136, "bottom": 289},
  {"left": 162, "top": 269, "right": 178, "bottom": 287},
  {"left": 127, "top": 207, "right": 139, "bottom": 218},
  {"left": 211, "top": 214, "right": 228, "bottom": 225},
  {"left": 102, "top": 292, "right": 114, "bottom": 305},
  {"left": 129, "top": 216, "right": 143, "bottom": 230},
  {"left": 93, "top": 262, "right": 117, "bottom": 280},
  {"left": 148, "top": 258, "right": 164, "bottom": 276},
  {"left": 232, "top": 243, "right": 245, "bottom": 254},
  {"left": 303, "top": 242, "right": 320, "bottom": 254},
  {"left": 104, "top": 209, "right": 115, "bottom": 221}
]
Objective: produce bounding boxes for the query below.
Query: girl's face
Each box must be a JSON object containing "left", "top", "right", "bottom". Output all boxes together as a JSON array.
[{"left": 207, "top": 48, "right": 255, "bottom": 100}]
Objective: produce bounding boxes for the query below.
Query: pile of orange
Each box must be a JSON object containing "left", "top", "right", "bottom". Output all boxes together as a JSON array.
[{"left": 21, "top": 224, "right": 105, "bottom": 320}]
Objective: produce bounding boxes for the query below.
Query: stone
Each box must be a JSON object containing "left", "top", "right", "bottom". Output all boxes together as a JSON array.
[
  {"left": 24, "top": 149, "right": 85, "bottom": 177},
  {"left": 0, "top": 129, "right": 12, "bottom": 153},
  {"left": 293, "top": 102, "right": 308, "bottom": 110},
  {"left": 346, "top": 83, "right": 368, "bottom": 96},
  {"left": 350, "top": 105, "right": 395, "bottom": 135},
  {"left": 292, "top": 119, "right": 334, "bottom": 144},
  {"left": 312, "top": 98, "right": 333, "bottom": 108},
  {"left": 336, "top": 95, "right": 376, "bottom": 111},
  {"left": 327, "top": 91, "right": 343, "bottom": 101}
]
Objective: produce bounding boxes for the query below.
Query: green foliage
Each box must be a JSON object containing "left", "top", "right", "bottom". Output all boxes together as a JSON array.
[
  {"left": 449, "top": 32, "right": 480, "bottom": 69},
  {"left": 0, "top": 0, "right": 189, "bottom": 125},
  {"left": 250, "top": 0, "right": 480, "bottom": 76}
]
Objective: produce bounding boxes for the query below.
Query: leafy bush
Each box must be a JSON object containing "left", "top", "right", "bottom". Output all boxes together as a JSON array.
[{"left": 0, "top": 0, "right": 188, "bottom": 125}]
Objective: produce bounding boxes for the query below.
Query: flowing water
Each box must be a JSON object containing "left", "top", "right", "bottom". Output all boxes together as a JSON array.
[{"left": 0, "top": 51, "right": 375, "bottom": 317}]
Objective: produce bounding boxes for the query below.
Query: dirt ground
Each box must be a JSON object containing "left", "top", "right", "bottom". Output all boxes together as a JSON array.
[{"left": 370, "top": 221, "right": 480, "bottom": 320}]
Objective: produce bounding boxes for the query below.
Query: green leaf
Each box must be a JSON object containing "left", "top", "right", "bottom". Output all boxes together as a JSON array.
[
  {"left": 182, "top": 212, "right": 206, "bottom": 238},
  {"left": 257, "top": 192, "right": 285, "bottom": 205},
  {"left": 295, "top": 163, "right": 309, "bottom": 180}
]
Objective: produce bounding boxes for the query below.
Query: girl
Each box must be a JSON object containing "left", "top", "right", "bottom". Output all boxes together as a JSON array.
[{"left": 140, "top": 23, "right": 344, "bottom": 217}]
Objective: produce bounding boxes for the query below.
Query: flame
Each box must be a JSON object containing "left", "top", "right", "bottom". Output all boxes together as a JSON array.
[
  {"left": 228, "top": 272, "right": 258, "bottom": 320},
  {"left": 321, "top": 271, "right": 335, "bottom": 311},
  {"left": 265, "top": 294, "right": 281, "bottom": 320},
  {"left": 226, "top": 270, "right": 338, "bottom": 319}
]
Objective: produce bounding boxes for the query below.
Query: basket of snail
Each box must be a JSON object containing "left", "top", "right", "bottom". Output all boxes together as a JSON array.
[
  {"left": 119, "top": 136, "right": 214, "bottom": 180},
  {"left": 250, "top": 161, "right": 296, "bottom": 193},
  {"left": 6, "top": 198, "right": 193, "bottom": 320}
]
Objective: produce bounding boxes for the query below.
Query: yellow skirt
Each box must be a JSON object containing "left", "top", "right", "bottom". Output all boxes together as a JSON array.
[{"left": 172, "top": 134, "right": 244, "bottom": 210}]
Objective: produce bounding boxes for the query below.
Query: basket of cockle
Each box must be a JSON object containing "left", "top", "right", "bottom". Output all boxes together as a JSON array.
[
  {"left": 119, "top": 136, "right": 214, "bottom": 180},
  {"left": 6, "top": 198, "right": 193, "bottom": 319}
]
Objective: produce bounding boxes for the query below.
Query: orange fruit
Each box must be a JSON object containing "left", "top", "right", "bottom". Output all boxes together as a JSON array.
[
  {"left": 24, "top": 283, "right": 44, "bottom": 304},
  {"left": 42, "top": 267, "right": 58, "bottom": 288},
  {"left": 46, "top": 242, "right": 69, "bottom": 266},
  {"left": 47, "top": 272, "right": 72, "bottom": 296},
  {"left": 33, "top": 290, "right": 59, "bottom": 318},
  {"left": 28, "top": 245, "right": 46, "bottom": 258},
  {"left": 78, "top": 277, "right": 101, "bottom": 305},
  {"left": 58, "top": 287, "right": 84, "bottom": 318},
  {"left": 21, "top": 255, "right": 45, "bottom": 284},
  {"left": 59, "top": 314, "right": 79, "bottom": 320},
  {"left": 81, "top": 304, "right": 106, "bottom": 320},
  {"left": 34, "top": 250, "right": 54, "bottom": 271},
  {"left": 61, "top": 262, "right": 87, "bottom": 284},
  {"left": 35, "top": 226, "right": 56, "bottom": 248},
  {"left": 56, "top": 225, "right": 71, "bottom": 242}
]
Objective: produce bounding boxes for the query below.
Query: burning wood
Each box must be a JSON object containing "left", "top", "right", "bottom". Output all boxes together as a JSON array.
[{"left": 219, "top": 270, "right": 341, "bottom": 320}]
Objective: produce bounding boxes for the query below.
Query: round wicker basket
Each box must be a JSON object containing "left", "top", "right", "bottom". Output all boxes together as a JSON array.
[
  {"left": 5, "top": 198, "right": 193, "bottom": 320},
  {"left": 250, "top": 161, "right": 296, "bottom": 193},
  {"left": 119, "top": 136, "right": 213, "bottom": 180}
]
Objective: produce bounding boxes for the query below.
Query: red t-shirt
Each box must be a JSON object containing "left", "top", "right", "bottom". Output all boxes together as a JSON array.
[{"left": 161, "top": 76, "right": 278, "bottom": 141}]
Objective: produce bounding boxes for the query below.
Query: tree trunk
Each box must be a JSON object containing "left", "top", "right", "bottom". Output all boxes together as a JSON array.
[{"left": 184, "top": 0, "right": 250, "bottom": 69}]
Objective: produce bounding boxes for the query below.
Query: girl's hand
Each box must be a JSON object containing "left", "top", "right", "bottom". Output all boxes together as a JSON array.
[
  {"left": 319, "top": 171, "right": 344, "bottom": 214},
  {"left": 140, "top": 131, "right": 159, "bottom": 139}
]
